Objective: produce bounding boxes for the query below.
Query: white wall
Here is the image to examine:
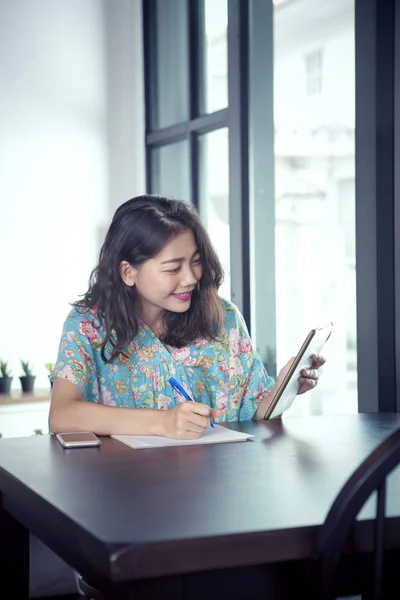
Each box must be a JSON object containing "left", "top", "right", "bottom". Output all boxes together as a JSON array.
[{"left": 0, "top": 0, "right": 145, "bottom": 390}]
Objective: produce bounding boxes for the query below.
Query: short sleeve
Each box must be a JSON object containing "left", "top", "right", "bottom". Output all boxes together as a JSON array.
[
  {"left": 52, "top": 308, "right": 96, "bottom": 395},
  {"left": 225, "top": 302, "right": 275, "bottom": 420}
]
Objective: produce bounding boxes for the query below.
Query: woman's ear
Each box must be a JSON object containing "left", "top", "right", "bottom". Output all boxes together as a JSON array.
[{"left": 120, "top": 261, "right": 137, "bottom": 287}]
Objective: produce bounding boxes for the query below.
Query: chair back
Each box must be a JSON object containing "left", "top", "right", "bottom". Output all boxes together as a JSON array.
[{"left": 316, "top": 426, "right": 400, "bottom": 600}]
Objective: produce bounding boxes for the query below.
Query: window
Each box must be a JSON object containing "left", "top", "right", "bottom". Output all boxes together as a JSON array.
[
  {"left": 274, "top": 0, "right": 356, "bottom": 416},
  {"left": 199, "top": 128, "right": 230, "bottom": 299},
  {"left": 144, "top": 0, "right": 232, "bottom": 296},
  {"left": 305, "top": 49, "right": 323, "bottom": 96},
  {"left": 151, "top": 142, "right": 190, "bottom": 201},
  {"left": 144, "top": 0, "right": 376, "bottom": 416},
  {"left": 203, "top": 0, "right": 228, "bottom": 113},
  {"left": 151, "top": 0, "right": 189, "bottom": 128}
]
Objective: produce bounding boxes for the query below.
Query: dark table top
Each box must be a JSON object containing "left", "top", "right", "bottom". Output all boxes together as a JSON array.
[{"left": 1, "top": 413, "right": 400, "bottom": 583}]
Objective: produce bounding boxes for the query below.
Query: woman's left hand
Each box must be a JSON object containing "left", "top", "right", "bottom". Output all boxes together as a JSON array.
[
  {"left": 254, "top": 353, "right": 327, "bottom": 421},
  {"left": 297, "top": 353, "right": 326, "bottom": 394}
]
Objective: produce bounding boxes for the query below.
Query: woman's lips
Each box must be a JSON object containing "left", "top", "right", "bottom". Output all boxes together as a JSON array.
[{"left": 172, "top": 291, "right": 192, "bottom": 301}]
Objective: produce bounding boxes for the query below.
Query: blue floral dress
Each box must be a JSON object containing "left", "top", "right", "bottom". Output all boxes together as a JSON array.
[{"left": 52, "top": 299, "right": 275, "bottom": 422}]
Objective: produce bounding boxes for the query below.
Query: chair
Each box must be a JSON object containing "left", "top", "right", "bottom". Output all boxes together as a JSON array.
[
  {"left": 77, "top": 573, "right": 105, "bottom": 599},
  {"left": 312, "top": 425, "right": 400, "bottom": 600}
]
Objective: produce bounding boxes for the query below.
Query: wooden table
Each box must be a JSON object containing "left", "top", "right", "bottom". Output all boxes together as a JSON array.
[{"left": 1, "top": 413, "right": 400, "bottom": 599}]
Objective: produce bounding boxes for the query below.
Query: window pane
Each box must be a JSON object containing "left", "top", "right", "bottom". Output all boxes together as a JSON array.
[
  {"left": 273, "top": 0, "right": 356, "bottom": 416},
  {"left": 151, "top": 142, "right": 190, "bottom": 201},
  {"left": 202, "top": 0, "right": 228, "bottom": 114},
  {"left": 199, "top": 128, "right": 230, "bottom": 300},
  {"left": 153, "top": 0, "right": 188, "bottom": 128}
]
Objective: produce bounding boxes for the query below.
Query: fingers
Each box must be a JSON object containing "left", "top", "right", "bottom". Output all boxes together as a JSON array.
[
  {"left": 186, "top": 411, "right": 210, "bottom": 430},
  {"left": 299, "top": 378, "right": 317, "bottom": 389},
  {"left": 298, "top": 365, "right": 319, "bottom": 395},
  {"left": 185, "top": 422, "right": 207, "bottom": 434},
  {"left": 171, "top": 402, "right": 226, "bottom": 439},
  {"left": 178, "top": 402, "right": 211, "bottom": 432},
  {"left": 210, "top": 408, "right": 224, "bottom": 419},
  {"left": 299, "top": 353, "right": 326, "bottom": 384},
  {"left": 183, "top": 400, "right": 211, "bottom": 417},
  {"left": 299, "top": 370, "right": 318, "bottom": 388},
  {"left": 297, "top": 378, "right": 317, "bottom": 395},
  {"left": 300, "top": 368, "right": 319, "bottom": 380},
  {"left": 311, "top": 353, "right": 326, "bottom": 368},
  {"left": 181, "top": 401, "right": 226, "bottom": 423}
]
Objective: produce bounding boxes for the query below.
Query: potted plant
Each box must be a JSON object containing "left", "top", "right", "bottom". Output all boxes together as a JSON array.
[
  {"left": 45, "top": 363, "right": 54, "bottom": 389},
  {"left": 20, "top": 360, "right": 35, "bottom": 394},
  {"left": 0, "top": 360, "right": 12, "bottom": 394}
]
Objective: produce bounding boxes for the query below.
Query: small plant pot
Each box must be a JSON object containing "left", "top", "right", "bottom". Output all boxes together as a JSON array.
[
  {"left": 20, "top": 375, "right": 36, "bottom": 394},
  {"left": 0, "top": 376, "right": 13, "bottom": 394}
]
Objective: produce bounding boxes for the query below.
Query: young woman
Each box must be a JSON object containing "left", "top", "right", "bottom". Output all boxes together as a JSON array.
[{"left": 50, "top": 194, "right": 325, "bottom": 437}]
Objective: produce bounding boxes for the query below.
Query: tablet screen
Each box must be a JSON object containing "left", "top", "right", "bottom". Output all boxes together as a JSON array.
[{"left": 264, "top": 322, "right": 333, "bottom": 420}]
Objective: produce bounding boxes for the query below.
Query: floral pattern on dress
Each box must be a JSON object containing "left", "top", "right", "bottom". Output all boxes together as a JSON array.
[{"left": 52, "top": 299, "right": 275, "bottom": 421}]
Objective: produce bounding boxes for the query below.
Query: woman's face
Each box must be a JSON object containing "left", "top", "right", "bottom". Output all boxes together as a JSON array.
[{"left": 120, "top": 228, "right": 203, "bottom": 324}]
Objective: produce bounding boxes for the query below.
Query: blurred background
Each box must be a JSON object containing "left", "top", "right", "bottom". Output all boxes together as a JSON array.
[{"left": 2, "top": 0, "right": 393, "bottom": 436}]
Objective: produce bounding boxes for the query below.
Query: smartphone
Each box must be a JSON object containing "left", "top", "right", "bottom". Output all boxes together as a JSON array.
[
  {"left": 263, "top": 322, "right": 333, "bottom": 420},
  {"left": 56, "top": 432, "right": 101, "bottom": 448}
]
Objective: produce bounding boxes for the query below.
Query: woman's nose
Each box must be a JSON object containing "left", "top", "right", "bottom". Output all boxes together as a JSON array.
[{"left": 180, "top": 266, "right": 197, "bottom": 286}]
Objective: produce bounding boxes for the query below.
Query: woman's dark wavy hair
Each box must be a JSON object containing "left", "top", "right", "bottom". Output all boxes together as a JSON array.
[{"left": 74, "top": 194, "right": 224, "bottom": 362}]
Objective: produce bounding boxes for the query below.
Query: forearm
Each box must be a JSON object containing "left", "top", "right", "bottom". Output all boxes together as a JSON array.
[{"left": 49, "top": 400, "right": 165, "bottom": 436}]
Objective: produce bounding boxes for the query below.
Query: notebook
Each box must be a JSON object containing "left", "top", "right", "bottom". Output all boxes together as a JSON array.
[{"left": 111, "top": 424, "right": 254, "bottom": 449}]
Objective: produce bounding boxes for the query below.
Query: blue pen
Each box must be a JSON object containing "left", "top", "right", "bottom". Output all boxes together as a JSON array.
[{"left": 168, "top": 376, "right": 215, "bottom": 429}]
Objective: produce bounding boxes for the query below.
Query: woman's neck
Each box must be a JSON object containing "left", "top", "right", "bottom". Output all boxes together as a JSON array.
[{"left": 139, "top": 304, "right": 166, "bottom": 338}]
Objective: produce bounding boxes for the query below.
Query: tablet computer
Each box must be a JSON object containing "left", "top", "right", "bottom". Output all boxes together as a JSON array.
[{"left": 263, "top": 322, "right": 333, "bottom": 420}]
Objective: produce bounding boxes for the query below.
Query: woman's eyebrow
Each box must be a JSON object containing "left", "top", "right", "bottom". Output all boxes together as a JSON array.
[
  {"left": 160, "top": 257, "right": 184, "bottom": 265},
  {"left": 160, "top": 250, "right": 200, "bottom": 265}
]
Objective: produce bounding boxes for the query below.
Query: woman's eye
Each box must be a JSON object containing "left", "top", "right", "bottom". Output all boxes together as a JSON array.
[
  {"left": 192, "top": 258, "right": 201, "bottom": 265},
  {"left": 167, "top": 268, "right": 180, "bottom": 274}
]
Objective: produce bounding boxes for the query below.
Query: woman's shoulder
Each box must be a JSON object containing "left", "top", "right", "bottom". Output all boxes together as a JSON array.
[
  {"left": 219, "top": 298, "right": 243, "bottom": 323},
  {"left": 63, "top": 305, "right": 99, "bottom": 324},
  {"left": 217, "top": 297, "right": 250, "bottom": 339},
  {"left": 61, "top": 305, "right": 104, "bottom": 339}
]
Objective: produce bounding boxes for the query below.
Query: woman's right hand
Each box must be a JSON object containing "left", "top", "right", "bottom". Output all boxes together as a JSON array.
[{"left": 161, "top": 402, "right": 224, "bottom": 439}]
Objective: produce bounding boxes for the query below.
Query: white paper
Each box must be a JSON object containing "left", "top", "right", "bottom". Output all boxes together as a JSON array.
[{"left": 111, "top": 424, "right": 254, "bottom": 449}]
